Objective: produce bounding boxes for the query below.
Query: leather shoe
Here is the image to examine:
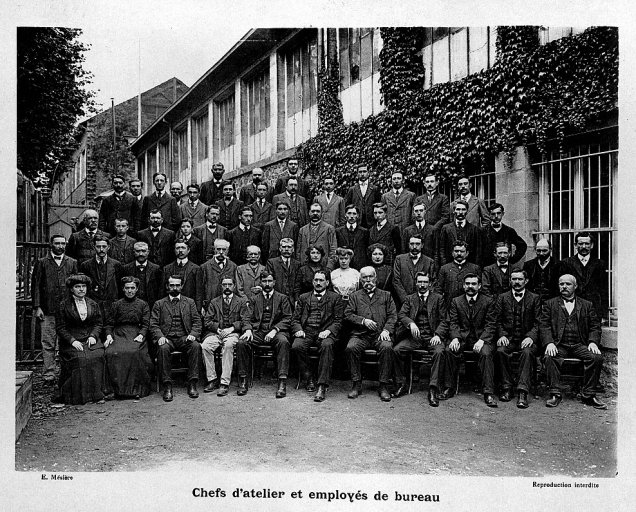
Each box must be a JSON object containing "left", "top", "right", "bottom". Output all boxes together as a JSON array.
[
  {"left": 546, "top": 394, "right": 562, "bottom": 407},
  {"left": 314, "top": 385, "right": 326, "bottom": 402},
  {"left": 306, "top": 378, "right": 316, "bottom": 393},
  {"left": 237, "top": 377, "right": 248, "bottom": 396},
  {"left": 275, "top": 379, "right": 287, "bottom": 398},
  {"left": 582, "top": 396, "right": 607, "bottom": 410},
  {"left": 437, "top": 388, "right": 454, "bottom": 400},
  {"left": 428, "top": 388, "right": 439, "bottom": 407},
  {"left": 517, "top": 391, "right": 529, "bottom": 409},
  {"left": 204, "top": 379, "right": 219, "bottom": 393},
  {"left": 162, "top": 383, "right": 173, "bottom": 402},
  {"left": 379, "top": 385, "right": 392, "bottom": 402},
  {"left": 499, "top": 389, "right": 512, "bottom": 402},
  {"left": 391, "top": 383, "right": 408, "bottom": 398},
  {"left": 348, "top": 381, "right": 361, "bottom": 399},
  {"left": 217, "top": 384, "right": 229, "bottom": 397},
  {"left": 187, "top": 381, "right": 199, "bottom": 399},
  {"left": 484, "top": 394, "right": 498, "bottom": 407}
]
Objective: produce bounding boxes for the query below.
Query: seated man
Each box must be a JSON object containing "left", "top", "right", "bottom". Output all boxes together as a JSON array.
[
  {"left": 236, "top": 270, "right": 293, "bottom": 398},
  {"left": 201, "top": 277, "right": 252, "bottom": 397},
  {"left": 393, "top": 272, "right": 447, "bottom": 407},
  {"left": 539, "top": 274, "right": 606, "bottom": 410},
  {"left": 344, "top": 266, "right": 397, "bottom": 402},
  {"left": 291, "top": 269, "right": 344, "bottom": 402},
  {"left": 149, "top": 275, "right": 203, "bottom": 402}
]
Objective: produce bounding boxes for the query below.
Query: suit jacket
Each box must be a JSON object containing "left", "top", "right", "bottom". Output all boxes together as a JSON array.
[
  {"left": 345, "top": 288, "right": 397, "bottom": 338},
  {"left": 523, "top": 257, "right": 559, "bottom": 302},
  {"left": 261, "top": 218, "right": 299, "bottom": 261},
  {"left": 401, "top": 223, "right": 436, "bottom": 260},
  {"left": 249, "top": 291, "right": 292, "bottom": 334},
  {"left": 345, "top": 182, "right": 382, "bottom": 228},
  {"left": 398, "top": 291, "right": 447, "bottom": 339},
  {"left": 181, "top": 234, "right": 204, "bottom": 265},
  {"left": 66, "top": 229, "right": 109, "bottom": 264},
  {"left": 236, "top": 263, "right": 266, "bottom": 298},
  {"left": 79, "top": 257, "right": 122, "bottom": 316},
  {"left": 291, "top": 290, "right": 344, "bottom": 336},
  {"left": 272, "top": 193, "right": 309, "bottom": 227},
  {"left": 179, "top": 200, "right": 208, "bottom": 228},
  {"left": 136, "top": 227, "right": 176, "bottom": 268},
  {"left": 119, "top": 261, "right": 162, "bottom": 308},
  {"left": 558, "top": 256, "right": 608, "bottom": 318},
  {"left": 450, "top": 195, "right": 491, "bottom": 228},
  {"left": 150, "top": 295, "right": 203, "bottom": 341},
  {"left": 393, "top": 253, "right": 437, "bottom": 306},
  {"left": 438, "top": 221, "right": 484, "bottom": 266},
  {"left": 192, "top": 223, "right": 228, "bottom": 262},
  {"left": 227, "top": 225, "right": 263, "bottom": 265},
  {"left": 204, "top": 294, "right": 252, "bottom": 335},
  {"left": 140, "top": 192, "right": 181, "bottom": 231},
  {"left": 314, "top": 192, "right": 345, "bottom": 228},
  {"left": 494, "top": 290, "right": 541, "bottom": 344},
  {"left": 482, "top": 262, "right": 521, "bottom": 296},
  {"left": 56, "top": 297, "right": 103, "bottom": 350},
  {"left": 200, "top": 258, "right": 238, "bottom": 309},
  {"left": 435, "top": 261, "right": 482, "bottom": 310},
  {"left": 162, "top": 260, "right": 203, "bottom": 311},
  {"left": 482, "top": 223, "right": 528, "bottom": 266},
  {"left": 250, "top": 199, "right": 276, "bottom": 228},
  {"left": 274, "top": 174, "right": 310, "bottom": 198},
  {"left": 32, "top": 254, "right": 78, "bottom": 315},
  {"left": 108, "top": 235, "right": 137, "bottom": 265},
  {"left": 216, "top": 197, "right": 244, "bottom": 230},
  {"left": 539, "top": 295, "right": 601, "bottom": 347},
  {"left": 239, "top": 182, "right": 269, "bottom": 205},
  {"left": 267, "top": 257, "right": 302, "bottom": 303},
  {"left": 415, "top": 192, "right": 450, "bottom": 231},
  {"left": 448, "top": 293, "right": 496, "bottom": 345},
  {"left": 199, "top": 179, "right": 225, "bottom": 206},
  {"left": 382, "top": 189, "right": 416, "bottom": 230},
  {"left": 336, "top": 225, "right": 369, "bottom": 270},
  {"left": 99, "top": 191, "right": 140, "bottom": 236},
  {"left": 297, "top": 221, "right": 337, "bottom": 267},
  {"left": 368, "top": 222, "right": 402, "bottom": 266}
]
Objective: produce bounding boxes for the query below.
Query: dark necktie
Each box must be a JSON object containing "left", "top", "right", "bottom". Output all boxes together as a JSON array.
[
  {"left": 224, "top": 297, "right": 231, "bottom": 306},
  {"left": 171, "top": 297, "right": 179, "bottom": 304}
]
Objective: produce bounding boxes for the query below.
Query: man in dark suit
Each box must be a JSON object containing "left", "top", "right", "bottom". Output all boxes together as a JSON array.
[
  {"left": 129, "top": 178, "right": 144, "bottom": 212},
  {"left": 32, "top": 234, "right": 79, "bottom": 383},
  {"left": 216, "top": 181, "right": 244, "bottom": 230},
  {"left": 150, "top": 275, "right": 203, "bottom": 401},
  {"left": 201, "top": 238, "right": 237, "bottom": 310},
  {"left": 450, "top": 176, "right": 491, "bottom": 227},
  {"left": 98, "top": 174, "right": 140, "bottom": 236},
  {"left": 136, "top": 210, "right": 176, "bottom": 268},
  {"left": 368, "top": 202, "right": 401, "bottom": 266},
  {"left": 162, "top": 239, "right": 203, "bottom": 312},
  {"left": 438, "top": 200, "right": 484, "bottom": 266},
  {"left": 178, "top": 218, "right": 204, "bottom": 265},
  {"left": 336, "top": 204, "right": 369, "bottom": 270},
  {"left": 179, "top": 183, "right": 208, "bottom": 228},
  {"left": 79, "top": 236, "right": 122, "bottom": 320},
  {"left": 291, "top": 269, "right": 344, "bottom": 401},
  {"left": 199, "top": 162, "right": 226, "bottom": 206},
  {"left": 266, "top": 238, "right": 301, "bottom": 304},
  {"left": 393, "top": 234, "right": 437, "bottom": 308},
  {"left": 66, "top": 209, "right": 108, "bottom": 265},
  {"left": 192, "top": 205, "right": 228, "bottom": 262},
  {"left": 540, "top": 274, "right": 606, "bottom": 409},
  {"left": 401, "top": 201, "right": 436, "bottom": 260},
  {"left": 434, "top": 240, "right": 481, "bottom": 310},
  {"left": 296, "top": 203, "right": 337, "bottom": 268},
  {"left": 250, "top": 183, "right": 275, "bottom": 229},
  {"left": 238, "top": 167, "right": 265, "bottom": 205},
  {"left": 393, "top": 273, "right": 447, "bottom": 406},
  {"left": 381, "top": 170, "right": 416, "bottom": 232},
  {"left": 442, "top": 273, "right": 498, "bottom": 407},
  {"left": 523, "top": 238, "right": 559, "bottom": 301},
  {"left": 273, "top": 158, "right": 310, "bottom": 198},
  {"left": 344, "top": 164, "right": 382, "bottom": 229},
  {"left": 119, "top": 242, "right": 162, "bottom": 310},
  {"left": 108, "top": 218, "right": 136, "bottom": 264},
  {"left": 493, "top": 269, "right": 541, "bottom": 408},
  {"left": 140, "top": 172, "right": 181, "bottom": 231},
  {"left": 261, "top": 202, "right": 299, "bottom": 261},
  {"left": 344, "top": 266, "right": 398, "bottom": 402},
  {"left": 482, "top": 202, "right": 527, "bottom": 267},
  {"left": 170, "top": 181, "right": 185, "bottom": 204},
  {"left": 482, "top": 242, "right": 520, "bottom": 296},
  {"left": 227, "top": 206, "right": 262, "bottom": 265},
  {"left": 415, "top": 173, "right": 450, "bottom": 233},
  {"left": 272, "top": 177, "right": 309, "bottom": 227},
  {"left": 236, "top": 269, "right": 293, "bottom": 398},
  {"left": 558, "top": 231, "right": 609, "bottom": 321}
]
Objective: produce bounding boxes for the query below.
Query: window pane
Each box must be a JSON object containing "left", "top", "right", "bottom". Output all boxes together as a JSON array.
[
  {"left": 350, "top": 28, "right": 360, "bottom": 84},
  {"left": 360, "top": 30, "right": 373, "bottom": 80}
]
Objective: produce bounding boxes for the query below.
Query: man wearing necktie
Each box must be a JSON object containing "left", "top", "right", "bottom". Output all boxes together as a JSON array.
[
  {"left": 162, "top": 239, "right": 203, "bottom": 311},
  {"left": 381, "top": 171, "right": 415, "bottom": 232},
  {"left": 201, "top": 238, "right": 237, "bottom": 311},
  {"left": 344, "top": 164, "right": 382, "bottom": 229},
  {"left": 140, "top": 172, "right": 181, "bottom": 231},
  {"left": 135, "top": 210, "right": 177, "bottom": 268},
  {"left": 228, "top": 206, "right": 262, "bottom": 265},
  {"left": 401, "top": 201, "right": 437, "bottom": 260},
  {"left": 539, "top": 274, "right": 606, "bottom": 409},
  {"left": 335, "top": 205, "right": 370, "bottom": 270},
  {"left": 482, "top": 242, "right": 519, "bottom": 296},
  {"left": 250, "top": 183, "right": 275, "bottom": 229},
  {"left": 260, "top": 202, "right": 299, "bottom": 261},
  {"left": 450, "top": 176, "right": 491, "bottom": 227},
  {"left": 79, "top": 236, "right": 121, "bottom": 321},
  {"left": 179, "top": 183, "right": 208, "bottom": 228},
  {"left": 314, "top": 176, "right": 346, "bottom": 228},
  {"left": 438, "top": 200, "right": 484, "bottom": 267}
]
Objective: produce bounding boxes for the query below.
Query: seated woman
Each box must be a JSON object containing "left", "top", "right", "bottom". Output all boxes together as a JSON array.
[
  {"left": 104, "top": 276, "right": 152, "bottom": 399},
  {"left": 368, "top": 243, "right": 393, "bottom": 291},
  {"left": 295, "top": 245, "right": 327, "bottom": 298},
  {"left": 55, "top": 273, "right": 107, "bottom": 405},
  {"left": 330, "top": 247, "right": 360, "bottom": 301}
]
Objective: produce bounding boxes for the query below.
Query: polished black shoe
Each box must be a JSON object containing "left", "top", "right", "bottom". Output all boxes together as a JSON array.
[
  {"left": 162, "top": 383, "right": 173, "bottom": 402},
  {"left": 582, "top": 395, "right": 607, "bottom": 410},
  {"left": 391, "top": 383, "right": 408, "bottom": 398},
  {"left": 275, "top": 379, "right": 287, "bottom": 398},
  {"left": 546, "top": 394, "right": 562, "bottom": 408},
  {"left": 187, "top": 381, "right": 199, "bottom": 398},
  {"left": 379, "top": 385, "right": 392, "bottom": 402},
  {"left": 217, "top": 384, "right": 229, "bottom": 397},
  {"left": 237, "top": 377, "right": 248, "bottom": 396},
  {"left": 204, "top": 379, "right": 219, "bottom": 393},
  {"left": 437, "top": 388, "right": 454, "bottom": 401},
  {"left": 348, "top": 381, "right": 361, "bottom": 399},
  {"left": 314, "top": 384, "right": 326, "bottom": 402},
  {"left": 306, "top": 378, "right": 316, "bottom": 392},
  {"left": 428, "top": 388, "right": 439, "bottom": 407},
  {"left": 517, "top": 391, "right": 529, "bottom": 409},
  {"left": 499, "top": 389, "right": 512, "bottom": 402},
  {"left": 484, "top": 394, "right": 498, "bottom": 407}
]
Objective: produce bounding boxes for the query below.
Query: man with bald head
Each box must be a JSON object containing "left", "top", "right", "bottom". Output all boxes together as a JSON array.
[
  {"left": 539, "top": 274, "right": 606, "bottom": 409},
  {"left": 66, "top": 209, "right": 108, "bottom": 264},
  {"left": 239, "top": 167, "right": 266, "bottom": 205},
  {"left": 523, "top": 238, "right": 559, "bottom": 301}
]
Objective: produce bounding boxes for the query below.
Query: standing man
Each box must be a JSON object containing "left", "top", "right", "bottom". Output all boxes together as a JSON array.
[
  {"left": 216, "top": 181, "right": 244, "bottom": 230},
  {"left": 201, "top": 239, "right": 237, "bottom": 310},
  {"left": 482, "top": 202, "right": 527, "bottom": 267},
  {"left": 450, "top": 176, "right": 491, "bottom": 227},
  {"left": 66, "top": 209, "right": 108, "bottom": 265},
  {"left": 150, "top": 275, "right": 203, "bottom": 401},
  {"left": 368, "top": 202, "right": 402, "bottom": 266},
  {"left": 493, "top": 269, "right": 541, "bottom": 408},
  {"left": 250, "top": 183, "right": 275, "bottom": 229},
  {"left": 119, "top": 241, "right": 162, "bottom": 311},
  {"left": 291, "top": 270, "right": 344, "bottom": 402},
  {"left": 344, "top": 266, "right": 398, "bottom": 402},
  {"left": 32, "top": 234, "right": 78, "bottom": 383},
  {"left": 296, "top": 203, "right": 337, "bottom": 268},
  {"left": 136, "top": 210, "right": 176, "bottom": 268},
  {"left": 236, "top": 245, "right": 266, "bottom": 298},
  {"left": 140, "top": 172, "right": 181, "bottom": 231},
  {"left": 266, "top": 238, "right": 301, "bottom": 303},
  {"left": 178, "top": 218, "right": 204, "bottom": 265},
  {"left": 228, "top": 206, "right": 262, "bottom": 266},
  {"left": 274, "top": 158, "right": 310, "bottom": 198},
  {"left": 523, "top": 238, "right": 559, "bottom": 302},
  {"left": 345, "top": 164, "right": 382, "bottom": 229},
  {"left": 170, "top": 181, "right": 184, "bottom": 203},
  {"left": 313, "top": 176, "right": 345, "bottom": 228},
  {"left": 199, "top": 162, "right": 226, "bottom": 206},
  {"left": 261, "top": 202, "right": 299, "bottom": 261},
  {"left": 272, "top": 177, "right": 309, "bottom": 227},
  {"left": 129, "top": 178, "right": 144, "bottom": 208},
  {"left": 482, "top": 242, "right": 520, "bottom": 296},
  {"left": 236, "top": 270, "right": 293, "bottom": 398},
  {"left": 540, "top": 274, "right": 606, "bottom": 409},
  {"left": 438, "top": 200, "right": 484, "bottom": 266},
  {"left": 336, "top": 204, "right": 369, "bottom": 270},
  {"left": 108, "top": 218, "right": 136, "bottom": 265},
  {"left": 79, "top": 236, "right": 122, "bottom": 320},
  {"left": 415, "top": 173, "right": 450, "bottom": 233},
  {"left": 393, "top": 235, "right": 437, "bottom": 308},
  {"left": 381, "top": 170, "right": 416, "bottom": 232},
  {"left": 192, "top": 205, "right": 228, "bottom": 262},
  {"left": 201, "top": 277, "right": 252, "bottom": 396},
  {"left": 179, "top": 183, "right": 208, "bottom": 228},
  {"left": 435, "top": 240, "right": 481, "bottom": 310},
  {"left": 239, "top": 167, "right": 266, "bottom": 205},
  {"left": 401, "top": 201, "right": 436, "bottom": 260},
  {"left": 162, "top": 239, "right": 203, "bottom": 312},
  {"left": 99, "top": 174, "right": 140, "bottom": 236}
]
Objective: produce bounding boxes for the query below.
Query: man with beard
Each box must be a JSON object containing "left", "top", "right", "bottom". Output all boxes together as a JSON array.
[
  {"left": 179, "top": 183, "right": 208, "bottom": 228},
  {"left": 250, "top": 183, "right": 276, "bottom": 229},
  {"left": 140, "top": 172, "right": 181, "bottom": 231},
  {"left": 272, "top": 177, "right": 309, "bottom": 227},
  {"left": 296, "top": 203, "right": 337, "bottom": 268},
  {"left": 200, "top": 162, "right": 226, "bottom": 206},
  {"left": 438, "top": 200, "right": 484, "bottom": 266},
  {"left": 108, "top": 218, "right": 136, "bottom": 264},
  {"left": 381, "top": 170, "right": 416, "bottom": 232},
  {"left": 274, "top": 158, "right": 310, "bottom": 199},
  {"left": 393, "top": 234, "right": 437, "bottom": 308},
  {"left": 170, "top": 181, "right": 184, "bottom": 204},
  {"left": 450, "top": 176, "right": 491, "bottom": 228},
  {"left": 415, "top": 173, "right": 450, "bottom": 233},
  {"left": 201, "top": 238, "right": 237, "bottom": 310},
  {"left": 239, "top": 167, "right": 266, "bottom": 205},
  {"left": 261, "top": 202, "right": 299, "bottom": 261},
  {"left": 236, "top": 245, "right": 266, "bottom": 298},
  {"left": 216, "top": 181, "right": 244, "bottom": 230},
  {"left": 192, "top": 205, "right": 228, "bottom": 262},
  {"left": 482, "top": 202, "right": 527, "bottom": 267},
  {"left": 119, "top": 242, "right": 162, "bottom": 310},
  {"left": 99, "top": 174, "right": 140, "bottom": 236},
  {"left": 344, "top": 266, "right": 398, "bottom": 402},
  {"left": 162, "top": 239, "right": 203, "bottom": 312},
  {"left": 228, "top": 206, "right": 262, "bottom": 266},
  {"left": 66, "top": 209, "right": 108, "bottom": 265},
  {"left": 523, "top": 238, "right": 559, "bottom": 301},
  {"left": 401, "top": 201, "right": 436, "bottom": 260},
  {"left": 344, "top": 164, "right": 382, "bottom": 229},
  {"left": 136, "top": 210, "right": 176, "bottom": 268},
  {"left": 435, "top": 240, "right": 481, "bottom": 311},
  {"left": 482, "top": 242, "right": 520, "bottom": 296}
]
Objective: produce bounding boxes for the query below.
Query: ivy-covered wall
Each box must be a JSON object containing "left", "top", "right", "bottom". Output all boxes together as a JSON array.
[{"left": 297, "top": 26, "right": 618, "bottom": 196}]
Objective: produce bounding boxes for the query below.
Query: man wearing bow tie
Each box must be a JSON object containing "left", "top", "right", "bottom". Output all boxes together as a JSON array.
[
  {"left": 136, "top": 210, "right": 176, "bottom": 268},
  {"left": 200, "top": 162, "right": 226, "bottom": 206},
  {"left": 539, "top": 274, "right": 606, "bottom": 409},
  {"left": 482, "top": 242, "right": 520, "bottom": 296}
]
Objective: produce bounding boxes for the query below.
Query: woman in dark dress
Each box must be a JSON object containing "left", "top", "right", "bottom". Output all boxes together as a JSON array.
[
  {"left": 104, "top": 276, "right": 152, "bottom": 399},
  {"left": 55, "top": 273, "right": 107, "bottom": 405},
  {"left": 294, "top": 245, "right": 327, "bottom": 298},
  {"left": 368, "top": 243, "right": 393, "bottom": 291}
]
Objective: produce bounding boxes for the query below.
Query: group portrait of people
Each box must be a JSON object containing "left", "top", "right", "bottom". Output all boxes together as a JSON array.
[{"left": 31, "top": 158, "right": 609, "bottom": 411}]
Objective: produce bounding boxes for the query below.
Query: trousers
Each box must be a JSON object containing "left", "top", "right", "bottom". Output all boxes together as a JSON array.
[
  {"left": 236, "top": 330, "right": 290, "bottom": 379},
  {"left": 345, "top": 335, "right": 394, "bottom": 384},
  {"left": 544, "top": 343, "right": 603, "bottom": 398},
  {"left": 201, "top": 333, "right": 238, "bottom": 385},
  {"left": 156, "top": 335, "right": 202, "bottom": 385},
  {"left": 291, "top": 333, "right": 335, "bottom": 386}
]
